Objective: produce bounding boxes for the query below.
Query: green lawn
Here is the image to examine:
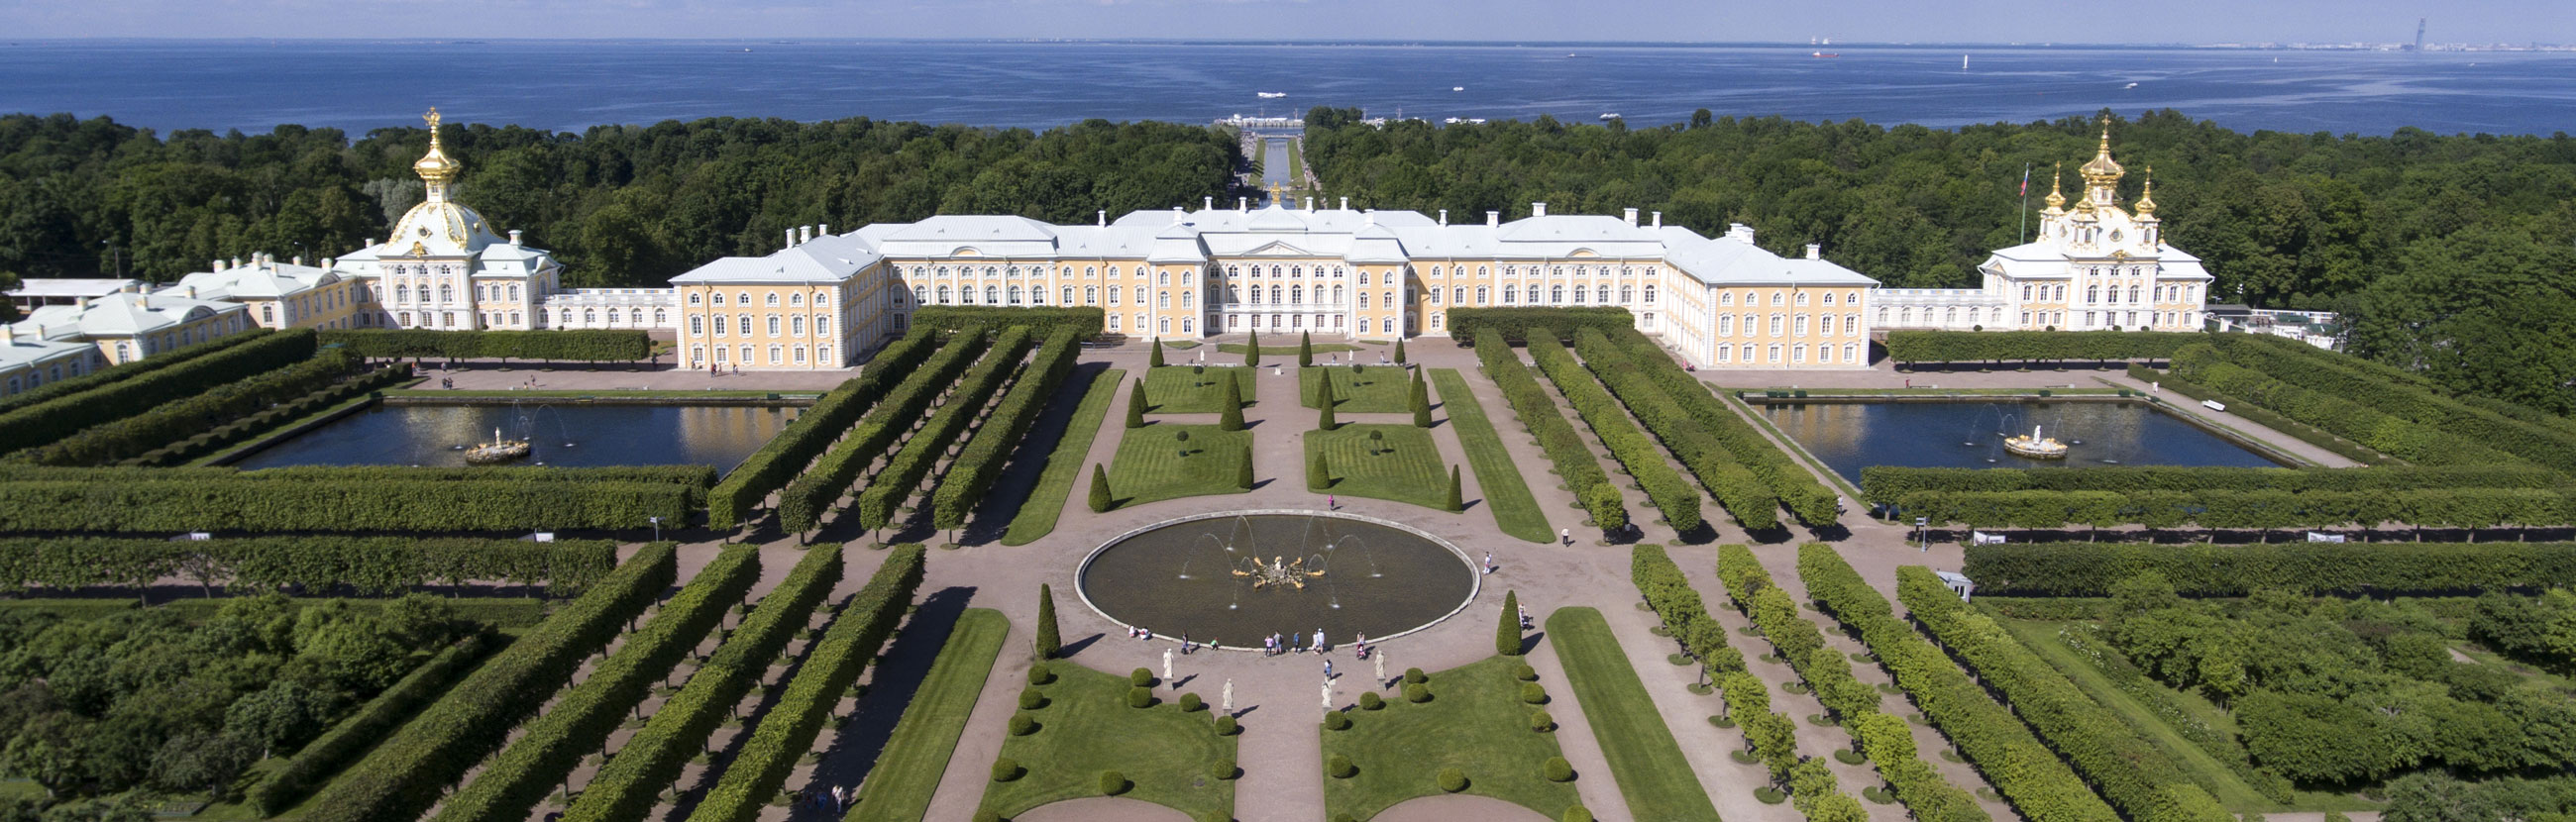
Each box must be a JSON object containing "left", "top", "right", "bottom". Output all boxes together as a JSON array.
[
  {"left": 1107, "top": 423, "right": 1253, "bottom": 508},
  {"left": 977, "top": 663, "right": 1235, "bottom": 822},
  {"left": 849, "top": 609, "right": 1008, "bottom": 822},
  {"left": 1003, "top": 368, "right": 1124, "bottom": 546},
  {"left": 1217, "top": 342, "right": 1359, "bottom": 356},
  {"left": 1306, "top": 424, "right": 1452, "bottom": 511},
  {"left": 1431, "top": 370, "right": 1551, "bottom": 543},
  {"left": 1322, "top": 656, "right": 1581, "bottom": 820},
  {"left": 1301, "top": 365, "right": 1413, "bottom": 412},
  {"left": 1140, "top": 366, "right": 1259, "bottom": 414},
  {"left": 1545, "top": 608, "right": 1724, "bottom": 822}
]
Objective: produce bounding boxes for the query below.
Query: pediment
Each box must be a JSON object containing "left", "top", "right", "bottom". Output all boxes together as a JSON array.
[{"left": 1244, "top": 241, "right": 1315, "bottom": 257}]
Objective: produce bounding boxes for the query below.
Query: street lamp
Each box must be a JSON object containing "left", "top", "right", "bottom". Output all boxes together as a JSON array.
[{"left": 1914, "top": 517, "right": 1929, "bottom": 553}]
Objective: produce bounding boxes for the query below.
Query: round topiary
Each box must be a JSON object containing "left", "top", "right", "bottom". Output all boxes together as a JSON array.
[
  {"left": 1327, "top": 754, "right": 1356, "bottom": 778},
  {"left": 991, "top": 758, "right": 1021, "bottom": 782},
  {"left": 1708, "top": 715, "right": 1738, "bottom": 729},
  {"left": 1357, "top": 691, "right": 1384, "bottom": 710},
  {"left": 1729, "top": 750, "right": 1759, "bottom": 764},
  {"left": 1515, "top": 664, "right": 1538, "bottom": 681},
  {"left": 1126, "top": 686, "right": 1154, "bottom": 708},
  {"left": 1026, "top": 663, "right": 1053, "bottom": 685},
  {"left": 1323, "top": 710, "right": 1351, "bottom": 731},
  {"left": 1834, "top": 749, "right": 1865, "bottom": 765},
  {"left": 1212, "top": 757, "right": 1237, "bottom": 780},
  {"left": 1521, "top": 682, "right": 1549, "bottom": 704},
  {"left": 1018, "top": 687, "right": 1046, "bottom": 710},
  {"left": 1403, "top": 668, "right": 1428, "bottom": 684},
  {"left": 1863, "top": 785, "right": 1895, "bottom": 804},
  {"left": 1404, "top": 682, "right": 1432, "bottom": 703},
  {"left": 1129, "top": 668, "right": 1154, "bottom": 687},
  {"left": 1563, "top": 806, "right": 1593, "bottom": 822},
  {"left": 1215, "top": 714, "right": 1239, "bottom": 735},
  {"left": 1008, "top": 713, "right": 1039, "bottom": 736},
  {"left": 1099, "top": 771, "right": 1128, "bottom": 796},
  {"left": 1529, "top": 710, "right": 1554, "bottom": 732},
  {"left": 1437, "top": 768, "right": 1468, "bottom": 793},
  {"left": 1179, "top": 692, "right": 1203, "bottom": 712},
  {"left": 1754, "top": 786, "right": 1787, "bottom": 804},
  {"left": 1542, "top": 757, "right": 1574, "bottom": 782}
]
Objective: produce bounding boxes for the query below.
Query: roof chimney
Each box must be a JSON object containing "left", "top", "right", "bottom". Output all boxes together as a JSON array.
[
  {"left": 785, "top": 228, "right": 797, "bottom": 249},
  {"left": 1171, "top": 206, "right": 1185, "bottom": 225},
  {"left": 323, "top": 257, "right": 335, "bottom": 268},
  {"left": 1363, "top": 209, "right": 1376, "bottom": 228},
  {"left": 1805, "top": 244, "right": 1821, "bottom": 259},
  {"left": 1438, "top": 209, "right": 1449, "bottom": 226},
  {"left": 1486, "top": 211, "right": 1499, "bottom": 228},
  {"left": 1098, "top": 210, "right": 1107, "bottom": 227},
  {"left": 230, "top": 257, "right": 241, "bottom": 270},
  {"left": 1728, "top": 223, "right": 1756, "bottom": 244},
  {"left": 1624, "top": 208, "right": 1639, "bottom": 227},
  {"left": 211, "top": 259, "right": 222, "bottom": 271},
  {"left": 291, "top": 256, "right": 303, "bottom": 266},
  {"left": 182, "top": 286, "right": 197, "bottom": 299},
  {"left": 1, "top": 324, "right": 14, "bottom": 345},
  {"left": 1531, "top": 202, "right": 1548, "bottom": 217},
  {"left": 818, "top": 224, "right": 827, "bottom": 237},
  {"left": 1237, "top": 197, "right": 1247, "bottom": 212},
  {"left": 507, "top": 230, "right": 522, "bottom": 247},
  {"left": 801, "top": 225, "right": 813, "bottom": 244},
  {"left": 1204, "top": 196, "right": 1215, "bottom": 211},
  {"left": 1304, "top": 196, "right": 1314, "bottom": 210},
  {"left": 1652, "top": 211, "right": 1663, "bottom": 228},
  {"left": 1339, "top": 197, "right": 1348, "bottom": 210}
]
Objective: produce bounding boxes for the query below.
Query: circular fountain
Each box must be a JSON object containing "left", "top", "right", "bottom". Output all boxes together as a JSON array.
[{"left": 1077, "top": 510, "right": 1480, "bottom": 651}]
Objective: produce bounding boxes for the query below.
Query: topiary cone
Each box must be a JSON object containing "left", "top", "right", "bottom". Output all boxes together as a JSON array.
[
  {"left": 1395, "top": 338, "right": 1407, "bottom": 364},
  {"left": 1447, "top": 465, "right": 1463, "bottom": 512},
  {"left": 1220, "top": 374, "right": 1245, "bottom": 431},
  {"left": 1497, "top": 589, "right": 1524, "bottom": 656},
  {"left": 1034, "top": 583, "right": 1061, "bottom": 660},
  {"left": 1088, "top": 463, "right": 1113, "bottom": 513},
  {"left": 1126, "top": 378, "right": 1147, "bottom": 429},
  {"left": 1149, "top": 338, "right": 1164, "bottom": 367},
  {"left": 1299, "top": 330, "right": 1314, "bottom": 366},
  {"left": 1245, "top": 329, "right": 1262, "bottom": 366}
]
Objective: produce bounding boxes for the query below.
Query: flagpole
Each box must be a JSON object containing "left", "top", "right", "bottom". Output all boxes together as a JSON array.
[{"left": 2019, "top": 162, "right": 2031, "bottom": 245}]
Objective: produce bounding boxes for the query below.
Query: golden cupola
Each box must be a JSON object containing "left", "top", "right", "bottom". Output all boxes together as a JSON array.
[
  {"left": 413, "top": 107, "right": 462, "bottom": 201},
  {"left": 2078, "top": 115, "right": 2125, "bottom": 210},
  {"left": 383, "top": 106, "right": 503, "bottom": 257},
  {"left": 2041, "top": 161, "right": 2067, "bottom": 215},
  {"left": 2133, "top": 167, "right": 2159, "bottom": 217}
]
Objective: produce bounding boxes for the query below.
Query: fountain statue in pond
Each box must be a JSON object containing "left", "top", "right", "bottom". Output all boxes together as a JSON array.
[
  {"left": 2003, "top": 424, "right": 2069, "bottom": 460},
  {"left": 1234, "top": 555, "right": 1324, "bottom": 589},
  {"left": 465, "top": 427, "right": 532, "bottom": 464}
]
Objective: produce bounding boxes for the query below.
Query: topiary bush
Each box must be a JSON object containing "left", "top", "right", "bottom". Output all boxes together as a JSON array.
[
  {"left": 1128, "top": 668, "right": 1153, "bottom": 687},
  {"left": 1563, "top": 806, "right": 1593, "bottom": 822},
  {"left": 1126, "top": 686, "right": 1153, "bottom": 708},
  {"left": 1215, "top": 714, "right": 1238, "bottom": 735},
  {"left": 1008, "top": 713, "right": 1038, "bottom": 736},
  {"left": 1026, "top": 662, "right": 1053, "bottom": 685},
  {"left": 1515, "top": 664, "right": 1538, "bottom": 681},
  {"left": 1542, "top": 757, "right": 1574, "bottom": 782},
  {"left": 1212, "top": 757, "right": 1237, "bottom": 780},
  {"left": 1018, "top": 687, "right": 1046, "bottom": 710},
  {"left": 1437, "top": 768, "right": 1468, "bottom": 793},
  {"left": 1404, "top": 682, "right": 1432, "bottom": 703},
  {"left": 1834, "top": 748, "right": 1865, "bottom": 765},
  {"left": 1099, "top": 771, "right": 1127, "bottom": 796},
  {"left": 1403, "top": 667, "right": 1428, "bottom": 684},
  {"left": 1323, "top": 710, "right": 1351, "bottom": 731},
  {"left": 1708, "top": 715, "right": 1737, "bottom": 729},
  {"left": 1529, "top": 710, "right": 1554, "bottom": 732},
  {"left": 1179, "top": 692, "right": 1203, "bottom": 712},
  {"left": 1754, "top": 786, "right": 1787, "bottom": 804},
  {"left": 1327, "top": 754, "right": 1356, "bottom": 778},
  {"left": 1521, "top": 682, "right": 1549, "bottom": 704},
  {"left": 1357, "top": 691, "right": 1383, "bottom": 710},
  {"left": 991, "top": 758, "right": 1021, "bottom": 782}
]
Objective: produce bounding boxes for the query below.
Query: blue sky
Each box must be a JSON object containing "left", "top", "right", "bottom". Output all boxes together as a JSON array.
[{"left": 1, "top": 0, "right": 2565, "bottom": 45}]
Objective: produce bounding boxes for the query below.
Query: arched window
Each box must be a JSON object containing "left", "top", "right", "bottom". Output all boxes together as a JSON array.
[
  {"left": 1619, "top": 286, "right": 1633, "bottom": 303},
  {"left": 509, "top": 284, "right": 521, "bottom": 301},
  {"left": 789, "top": 293, "right": 803, "bottom": 306},
  {"left": 1010, "top": 286, "right": 1023, "bottom": 305},
  {"left": 1062, "top": 286, "right": 1075, "bottom": 304},
  {"left": 585, "top": 309, "right": 597, "bottom": 324},
  {"left": 1085, "top": 286, "right": 1098, "bottom": 304},
  {"left": 1720, "top": 292, "right": 1733, "bottom": 307},
  {"left": 1452, "top": 286, "right": 1464, "bottom": 303},
  {"left": 1133, "top": 286, "right": 1145, "bottom": 305},
  {"left": 1719, "top": 315, "right": 1733, "bottom": 336},
  {"left": 1503, "top": 286, "right": 1517, "bottom": 304},
  {"left": 439, "top": 284, "right": 455, "bottom": 303},
  {"left": 1476, "top": 286, "right": 1489, "bottom": 305},
  {"left": 1597, "top": 285, "right": 1610, "bottom": 303},
  {"left": 814, "top": 314, "right": 830, "bottom": 337},
  {"left": 1644, "top": 284, "right": 1657, "bottom": 304},
  {"left": 1382, "top": 317, "right": 1394, "bottom": 333},
  {"left": 655, "top": 310, "right": 666, "bottom": 325},
  {"left": 1182, "top": 318, "right": 1194, "bottom": 333},
  {"left": 986, "top": 286, "right": 1000, "bottom": 304},
  {"left": 1291, "top": 286, "right": 1303, "bottom": 304},
  {"left": 1156, "top": 291, "right": 1168, "bottom": 309},
  {"left": 737, "top": 314, "right": 751, "bottom": 336},
  {"left": 1845, "top": 313, "right": 1858, "bottom": 334},
  {"left": 2088, "top": 287, "right": 2099, "bottom": 304},
  {"left": 1820, "top": 315, "right": 1834, "bottom": 336},
  {"left": 1550, "top": 285, "right": 1563, "bottom": 303},
  {"left": 915, "top": 285, "right": 929, "bottom": 304},
  {"left": 791, "top": 315, "right": 805, "bottom": 335},
  {"left": 1159, "top": 317, "right": 1171, "bottom": 334},
  {"left": 1771, "top": 292, "right": 1784, "bottom": 307},
  {"left": 766, "top": 315, "right": 781, "bottom": 336},
  {"left": 737, "top": 292, "right": 752, "bottom": 306},
  {"left": 2128, "top": 286, "right": 2140, "bottom": 304},
  {"left": 1157, "top": 270, "right": 1169, "bottom": 285},
  {"left": 2021, "top": 285, "right": 2033, "bottom": 300},
  {"left": 1181, "top": 292, "right": 1194, "bottom": 308}
]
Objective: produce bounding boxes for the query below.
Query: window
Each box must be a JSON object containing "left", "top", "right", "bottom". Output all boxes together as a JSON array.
[
  {"left": 1503, "top": 286, "right": 1517, "bottom": 305},
  {"left": 1359, "top": 293, "right": 1371, "bottom": 309},
  {"left": 1769, "top": 314, "right": 1783, "bottom": 337},
  {"left": 1109, "top": 314, "right": 1122, "bottom": 331},
  {"left": 1645, "top": 284, "right": 1657, "bottom": 305},
  {"left": 1719, "top": 315, "right": 1734, "bottom": 336},
  {"left": 1086, "top": 286, "right": 1099, "bottom": 305},
  {"left": 1156, "top": 291, "right": 1168, "bottom": 309},
  {"left": 1793, "top": 344, "right": 1806, "bottom": 363},
  {"left": 1620, "top": 286, "right": 1633, "bottom": 303},
  {"left": 714, "top": 346, "right": 727, "bottom": 362},
  {"left": 794, "top": 347, "right": 805, "bottom": 363},
  {"left": 791, "top": 315, "right": 804, "bottom": 335},
  {"left": 1476, "top": 286, "right": 1489, "bottom": 304},
  {"left": 1795, "top": 315, "right": 1809, "bottom": 336},
  {"left": 768, "top": 346, "right": 782, "bottom": 364},
  {"left": 737, "top": 292, "right": 751, "bottom": 306},
  {"left": 2021, "top": 284, "right": 2033, "bottom": 301},
  {"left": 1819, "top": 314, "right": 1833, "bottom": 336},
  {"left": 1358, "top": 271, "right": 1369, "bottom": 285},
  {"left": 1382, "top": 318, "right": 1394, "bottom": 333},
  {"left": 766, "top": 316, "right": 780, "bottom": 336},
  {"left": 1570, "top": 286, "right": 1583, "bottom": 304},
  {"left": 1133, "top": 286, "right": 1145, "bottom": 305},
  {"left": 691, "top": 316, "right": 703, "bottom": 335},
  {"left": 986, "top": 286, "right": 1001, "bottom": 304},
  {"left": 586, "top": 309, "right": 598, "bottom": 324},
  {"left": 915, "top": 285, "right": 929, "bottom": 305},
  {"left": 737, "top": 314, "right": 751, "bottom": 336},
  {"left": 1157, "top": 270, "right": 1169, "bottom": 285},
  {"left": 1011, "top": 286, "right": 1024, "bottom": 305},
  {"left": 1063, "top": 286, "right": 1075, "bottom": 304},
  {"left": 1159, "top": 317, "right": 1171, "bottom": 334},
  {"left": 815, "top": 314, "right": 829, "bottom": 337},
  {"left": 1770, "top": 292, "right": 1784, "bottom": 307},
  {"left": 1550, "top": 285, "right": 1563, "bottom": 304},
  {"left": 1825, "top": 293, "right": 1837, "bottom": 306},
  {"left": 1720, "top": 292, "right": 1733, "bottom": 307},
  {"left": 1432, "top": 312, "right": 1444, "bottom": 330},
  {"left": 1845, "top": 313, "right": 1858, "bottom": 335},
  {"left": 1768, "top": 344, "right": 1780, "bottom": 363},
  {"left": 790, "top": 292, "right": 803, "bottom": 306},
  {"left": 1718, "top": 345, "right": 1731, "bottom": 363},
  {"left": 1796, "top": 292, "right": 1809, "bottom": 306}
]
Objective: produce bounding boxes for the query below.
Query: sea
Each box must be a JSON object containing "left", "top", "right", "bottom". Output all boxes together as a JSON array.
[{"left": 2, "top": 40, "right": 2571, "bottom": 138}]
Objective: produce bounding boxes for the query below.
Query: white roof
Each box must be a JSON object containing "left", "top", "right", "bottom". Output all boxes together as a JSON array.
[
  {"left": 164, "top": 259, "right": 336, "bottom": 301},
  {"left": 13, "top": 291, "right": 243, "bottom": 339},
  {"left": 8, "top": 278, "right": 138, "bottom": 299},
  {"left": 0, "top": 330, "right": 91, "bottom": 371},
  {"left": 671, "top": 233, "right": 880, "bottom": 285}
]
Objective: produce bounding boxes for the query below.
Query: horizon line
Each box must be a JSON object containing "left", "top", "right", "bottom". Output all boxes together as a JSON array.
[{"left": 6, "top": 36, "right": 2553, "bottom": 50}]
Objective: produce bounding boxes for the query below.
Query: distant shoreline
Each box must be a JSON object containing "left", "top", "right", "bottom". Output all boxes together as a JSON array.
[{"left": 7, "top": 37, "right": 2572, "bottom": 52}]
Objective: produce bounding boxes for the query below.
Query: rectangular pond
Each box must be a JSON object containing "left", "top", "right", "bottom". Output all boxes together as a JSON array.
[
  {"left": 232, "top": 402, "right": 801, "bottom": 474},
  {"left": 1757, "top": 399, "right": 2286, "bottom": 485}
]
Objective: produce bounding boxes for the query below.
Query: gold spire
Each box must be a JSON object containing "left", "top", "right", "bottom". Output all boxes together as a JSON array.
[
  {"left": 2042, "top": 161, "right": 2066, "bottom": 212},
  {"left": 2134, "top": 166, "right": 2158, "bottom": 216},
  {"left": 413, "top": 107, "right": 461, "bottom": 197},
  {"left": 2079, "top": 114, "right": 2125, "bottom": 187}
]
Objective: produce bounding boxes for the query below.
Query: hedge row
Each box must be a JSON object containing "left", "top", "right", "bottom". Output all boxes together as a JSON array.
[
  {"left": 127, "top": 362, "right": 416, "bottom": 466},
  {"left": 318, "top": 329, "right": 653, "bottom": 361},
  {"left": 559, "top": 543, "right": 843, "bottom": 822},
  {"left": 1613, "top": 328, "right": 1838, "bottom": 526},
  {"left": 1896, "top": 566, "right": 2232, "bottom": 822},
  {"left": 23, "top": 348, "right": 361, "bottom": 465},
  {"left": 1529, "top": 330, "right": 1701, "bottom": 532},
  {"left": 932, "top": 328, "right": 1082, "bottom": 531},
  {"left": 429, "top": 547, "right": 761, "bottom": 822},
  {"left": 707, "top": 328, "right": 938, "bottom": 528},
  {"left": 0, "top": 328, "right": 314, "bottom": 455},
  {"left": 2203, "top": 333, "right": 2576, "bottom": 474},
  {"left": 1449, "top": 307, "right": 1635, "bottom": 346},
  {"left": 1631, "top": 544, "right": 1745, "bottom": 674},
  {"left": 1798, "top": 549, "right": 2119, "bottom": 822},
  {"left": 1961, "top": 541, "right": 2576, "bottom": 597},
  {"left": 1573, "top": 329, "right": 1775, "bottom": 530},
  {"left": 1716, "top": 668, "right": 1799, "bottom": 785},
  {"left": 1861, "top": 464, "right": 2564, "bottom": 507},
  {"left": 909, "top": 306, "right": 1101, "bottom": 340},
  {"left": 2128, "top": 364, "right": 2393, "bottom": 465},
  {"left": 1895, "top": 487, "right": 2576, "bottom": 534},
  {"left": 301, "top": 543, "right": 678, "bottom": 822},
  {"left": 0, "top": 477, "right": 692, "bottom": 533},
  {"left": 0, "top": 326, "right": 273, "bottom": 416},
  {"left": 0, "top": 536, "right": 619, "bottom": 595},
  {"left": 685, "top": 544, "right": 927, "bottom": 822},
  {"left": 2051, "top": 622, "right": 2295, "bottom": 803},
  {"left": 2166, "top": 345, "right": 2519, "bottom": 466},
  {"left": 780, "top": 331, "right": 995, "bottom": 533},
  {"left": 854, "top": 327, "right": 1035, "bottom": 531},
  {"left": 1885, "top": 330, "right": 2203, "bottom": 366},
  {"left": 251, "top": 633, "right": 494, "bottom": 816},
  {"left": 1474, "top": 328, "right": 1627, "bottom": 531}
]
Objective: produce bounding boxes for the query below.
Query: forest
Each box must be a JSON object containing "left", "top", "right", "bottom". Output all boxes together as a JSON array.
[
  {"left": 1302, "top": 106, "right": 2576, "bottom": 412},
  {"left": 0, "top": 114, "right": 1241, "bottom": 297}
]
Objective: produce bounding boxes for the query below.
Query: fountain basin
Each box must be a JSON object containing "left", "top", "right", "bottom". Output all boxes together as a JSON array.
[
  {"left": 230, "top": 402, "right": 800, "bottom": 475},
  {"left": 1077, "top": 510, "right": 1480, "bottom": 651}
]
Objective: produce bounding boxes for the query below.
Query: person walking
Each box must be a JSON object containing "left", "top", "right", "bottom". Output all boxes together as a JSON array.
[
  {"left": 1483, "top": 552, "right": 1496, "bottom": 574},
  {"left": 1314, "top": 627, "right": 1327, "bottom": 654},
  {"left": 1328, "top": 494, "right": 1336, "bottom": 511},
  {"left": 1324, "top": 659, "right": 1335, "bottom": 680},
  {"left": 1560, "top": 528, "right": 1572, "bottom": 547}
]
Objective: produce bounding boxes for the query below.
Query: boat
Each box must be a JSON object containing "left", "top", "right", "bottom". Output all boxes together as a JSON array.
[
  {"left": 2001, "top": 425, "right": 2070, "bottom": 460},
  {"left": 465, "top": 427, "right": 532, "bottom": 464},
  {"left": 1444, "top": 117, "right": 1461, "bottom": 124},
  {"left": 1963, "top": 54, "right": 1970, "bottom": 71},
  {"left": 2124, "top": 82, "right": 2139, "bottom": 89},
  {"left": 1598, "top": 113, "right": 1622, "bottom": 121},
  {"left": 1451, "top": 86, "right": 1464, "bottom": 91},
  {"left": 1812, "top": 51, "right": 1841, "bottom": 58},
  {"left": 1256, "top": 91, "right": 1287, "bottom": 98}
]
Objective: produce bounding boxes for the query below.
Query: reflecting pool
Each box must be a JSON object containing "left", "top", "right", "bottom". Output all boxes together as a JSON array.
[
  {"left": 1079, "top": 512, "right": 1479, "bottom": 650},
  {"left": 1758, "top": 400, "right": 2284, "bottom": 485},
  {"left": 233, "top": 402, "right": 800, "bottom": 475}
]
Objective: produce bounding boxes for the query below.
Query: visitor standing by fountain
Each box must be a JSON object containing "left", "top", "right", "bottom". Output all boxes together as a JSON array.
[{"left": 1314, "top": 627, "right": 1327, "bottom": 653}]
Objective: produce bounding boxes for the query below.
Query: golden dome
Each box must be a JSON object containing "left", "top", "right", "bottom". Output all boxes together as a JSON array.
[
  {"left": 2079, "top": 115, "right": 2124, "bottom": 185},
  {"left": 2134, "top": 167, "right": 2158, "bottom": 215},
  {"left": 413, "top": 107, "right": 462, "bottom": 188},
  {"left": 2042, "top": 161, "right": 2067, "bottom": 212}
]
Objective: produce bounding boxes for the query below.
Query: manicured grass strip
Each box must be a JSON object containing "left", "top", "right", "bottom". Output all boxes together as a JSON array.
[
  {"left": 1299, "top": 365, "right": 1412, "bottom": 412},
  {"left": 1433, "top": 369, "right": 1551, "bottom": 543},
  {"left": 1306, "top": 423, "right": 1452, "bottom": 511},
  {"left": 1217, "top": 342, "right": 1357, "bottom": 356},
  {"left": 1321, "top": 655, "right": 1581, "bottom": 820},
  {"left": 1140, "top": 366, "right": 1258, "bottom": 413},
  {"left": 845, "top": 608, "right": 1009, "bottom": 822},
  {"left": 977, "top": 663, "right": 1234, "bottom": 822},
  {"left": 1003, "top": 368, "right": 1123, "bottom": 545},
  {"left": 1543, "top": 607, "right": 1723, "bottom": 822},
  {"left": 1105, "top": 423, "right": 1251, "bottom": 509}
]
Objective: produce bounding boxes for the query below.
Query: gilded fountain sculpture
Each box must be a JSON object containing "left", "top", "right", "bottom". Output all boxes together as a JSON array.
[{"left": 1234, "top": 555, "right": 1324, "bottom": 589}]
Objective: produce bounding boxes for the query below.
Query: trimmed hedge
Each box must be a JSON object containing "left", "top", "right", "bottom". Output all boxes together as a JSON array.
[
  {"left": 1718, "top": 669, "right": 1798, "bottom": 785},
  {"left": 780, "top": 331, "right": 995, "bottom": 533},
  {"left": 1475, "top": 328, "right": 1626, "bottom": 531},
  {"left": 1885, "top": 330, "right": 2203, "bottom": 367},
  {"left": 684, "top": 544, "right": 927, "bottom": 822},
  {"left": 559, "top": 543, "right": 844, "bottom": 822},
  {"left": 23, "top": 348, "right": 363, "bottom": 464},
  {"left": 934, "top": 328, "right": 1082, "bottom": 531},
  {"left": 1573, "top": 329, "right": 1775, "bottom": 530},
  {"left": 1631, "top": 544, "right": 1745, "bottom": 674},
  {"left": 1799, "top": 547, "right": 2118, "bottom": 822},
  {"left": 0, "top": 536, "right": 618, "bottom": 596},
  {"left": 299, "top": 543, "right": 679, "bottom": 822},
  {"left": 318, "top": 329, "right": 652, "bottom": 361},
  {"left": 1961, "top": 541, "right": 2576, "bottom": 596},
  {"left": 1895, "top": 486, "right": 2575, "bottom": 535},
  {"left": 2167, "top": 344, "right": 2519, "bottom": 466},
  {"left": 1529, "top": 330, "right": 1701, "bottom": 532},
  {"left": 1613, "top": 328, "right": 1838, "bottom": 526},
  {"left": 0, "top": 325, "right": 273, "bottom": 416},
  {"left": 2203, "top": 333, "right": 2576, "bottom": 474},
  {"left": 1861, "top": 463, "right": 2563, "bottom": 507},
  {"left": 856, "top": 328, "right": 1035, "bottom": 531},
  {"left": 250, "top": 632, "right": 493, "bottom": 816},
  {"left": 0, "top": 476, "right": 692, "bottom": 533},
  {"left": 1449, "top": 307, "right": 1634, "bottom": 346},
  {"left": 1897, "top": 566, "right": 2230, "bottom": 822},
  {"left": 0, "top": 328, "right": 314, "bottom": 455},
  {"left": 2132, "top": 363, "right": 2393, "bottom": 465},
  {"left": 126, "top": 362, "right": 416, "bottom": 466},
  {"left": 909, "top": 306, "right": 1102, "bottom": 340},
  {"left": 706, "top": 328, "right": 938, "bottom": 528},
  {"left": 429, "top": 547, "right": 761, "bottom": 822}
]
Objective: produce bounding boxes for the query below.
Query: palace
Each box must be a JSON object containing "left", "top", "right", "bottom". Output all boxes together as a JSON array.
[{"left": 1871, "top": 119, "right": 2211, "bottom": 333}]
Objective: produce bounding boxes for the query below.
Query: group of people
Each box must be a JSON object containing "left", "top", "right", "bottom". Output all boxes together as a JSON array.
[
  {"left": 789, "top": 785, "right": 852, "bottom": 814},
  {"left": 1261, "top": 628, "right": 1331, "bottom": 657}
]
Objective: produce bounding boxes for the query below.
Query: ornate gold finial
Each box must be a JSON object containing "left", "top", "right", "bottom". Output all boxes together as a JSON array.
[
  {"left": 2080, "top": 114, "right": 2125, "bottom": 186},
  {"left": 2134, "top": 166, "right": 2158, "bottom": 215},
  {"left": 2042, "top": 161, "right": 2067, "bottom": 211},
  {"left": 413, "top": 106, "right": 461, "bottom": 194}
]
